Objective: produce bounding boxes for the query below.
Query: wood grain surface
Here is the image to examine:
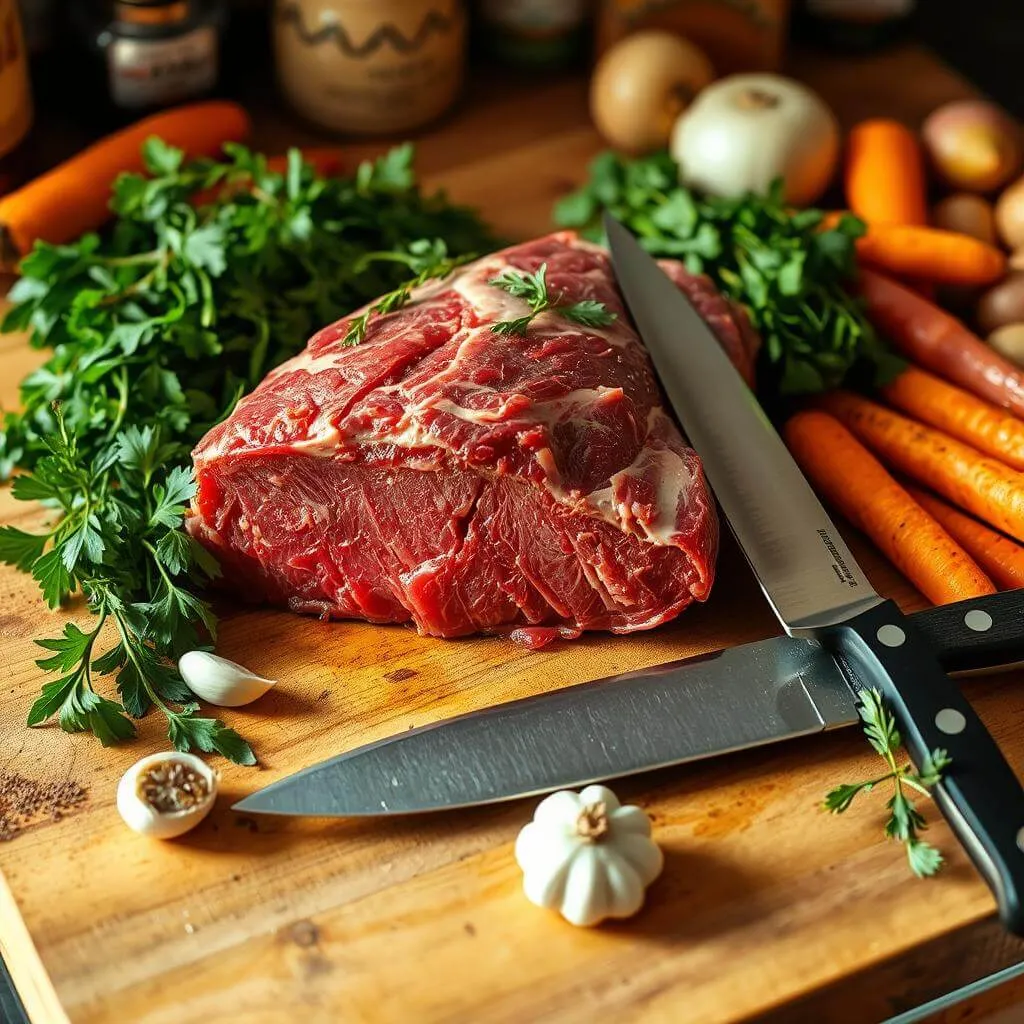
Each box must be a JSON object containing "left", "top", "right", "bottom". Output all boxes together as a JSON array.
[{"left": 2, "top": 45, "right": 1023, "bottom": 1024}]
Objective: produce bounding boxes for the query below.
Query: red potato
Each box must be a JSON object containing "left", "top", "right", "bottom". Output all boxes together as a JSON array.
[{"left": 858, "top": 268, "right": 1024, "bottom": 417}]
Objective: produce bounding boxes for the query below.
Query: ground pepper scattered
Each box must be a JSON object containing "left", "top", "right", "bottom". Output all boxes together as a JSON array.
[{"left": 0, "top": 772, "right": 87, "bottom": 840}]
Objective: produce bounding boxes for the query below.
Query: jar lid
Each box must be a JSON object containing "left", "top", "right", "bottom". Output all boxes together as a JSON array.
[{"left": 113, "top": 0, "right": 190, "bottom": 25}]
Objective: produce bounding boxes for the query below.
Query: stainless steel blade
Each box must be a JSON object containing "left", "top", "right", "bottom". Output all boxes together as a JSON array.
[
  {"left": 233, "top": 636, "right": 854, "bottom": 817},
  {"left": 603, "top": 216, "right": 882, "bottom": 635}
]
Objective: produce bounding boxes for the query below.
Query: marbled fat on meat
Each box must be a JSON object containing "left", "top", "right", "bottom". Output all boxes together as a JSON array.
[{"left": 187, "top": 233, "right": 759, "bottom": 645}]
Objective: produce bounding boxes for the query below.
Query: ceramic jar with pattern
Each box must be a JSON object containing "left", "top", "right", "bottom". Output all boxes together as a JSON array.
[{"left": 274, "top": 0, "right": 466, "bottom": 134}]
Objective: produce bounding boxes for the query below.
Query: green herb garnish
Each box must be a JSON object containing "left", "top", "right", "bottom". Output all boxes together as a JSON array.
[
  {"left": 343, "top": 239, "right": 475, "bottom": 345},
  {"left": 489, "top": 262, "right": 617, "bottom": 336},
  {"left": 0, "top": 141, "right": 494, "bottom": 762},
  {"left": 554, "top": 150, "right": 903, "bottom": 396},
  {"left": 825, "top": 689, "right": 950, "bottom": 877}
]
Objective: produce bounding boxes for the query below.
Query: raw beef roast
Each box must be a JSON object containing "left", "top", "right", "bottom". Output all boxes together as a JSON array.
[{"left": 187, "top": 232, "right": 759, "bottom": 645}]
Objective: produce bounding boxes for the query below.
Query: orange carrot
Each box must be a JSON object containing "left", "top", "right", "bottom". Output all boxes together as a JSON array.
[
  {"left": 189, "top": 147, "right": 346, "bottom": 207},
  {"left": 905, "top": 485, "right": 1024, "bottom": 590},
  {"left": 784, "top": 410, "right": 995, "bottom": 603},
  {"left": 0, "top": 100, "right": 251, "bottom": 257},
  {"left": 881, "top": 366, "right": 1024, "bottom": 472},
  {"left": 820, "top": 390, "right": 1024, "bottom": 543},
  {"left": 855, "top": 223, "right": 1006, "bottom": 285},
  {"left": 845, "top": 119, "right": 928, "bottom": 227},
  {"left": 859, "top": 268, "right": 1024, "bottom": 417}
]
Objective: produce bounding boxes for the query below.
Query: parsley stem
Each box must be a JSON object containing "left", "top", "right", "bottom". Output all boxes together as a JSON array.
[
  {"left": 103, "top": 249, "right": 163, "bottom": 267},
  {"left": 142, "top": 538, "right": 175, "bottom": 592},
  {"left": 74, "top": 614, "right": 107, "bottom": 696},
  {"left": 902, "top": 776, "right": 936, "bottom": 799},
  {"left": 111, "top": 607, "right": 171, "bottom": 716}
]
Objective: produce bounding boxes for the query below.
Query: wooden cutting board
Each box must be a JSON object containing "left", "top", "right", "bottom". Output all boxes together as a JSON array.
[{"left": 2, "top": 44, "right": 1024, "bottom": 1024}]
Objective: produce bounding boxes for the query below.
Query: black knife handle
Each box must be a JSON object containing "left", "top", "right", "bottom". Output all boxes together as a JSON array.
[
  {"left": 831, "top": 599, "right": 1024, "bottom": 935},
  {"left": 912, "top": 589, "right": 1024, "bottom": 674}
]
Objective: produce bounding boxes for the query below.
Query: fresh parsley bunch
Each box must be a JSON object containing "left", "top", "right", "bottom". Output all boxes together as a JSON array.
[
  {"left": 554, "top": 150, "right": 904, "bottom": 396},
  {"left": 0, "top": 140, "right": 495, "bottom": 762}
]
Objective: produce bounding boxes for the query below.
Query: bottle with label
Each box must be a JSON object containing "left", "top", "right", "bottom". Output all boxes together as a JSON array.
[
  {"left": 794, "top": 0, "right": 916, "bottom": 51},
  {"left": 92, "top": 0, "right": 223, "bottom": 113},
  {"left": 0, "top": 0, "right": 33, "bottom": 192}
]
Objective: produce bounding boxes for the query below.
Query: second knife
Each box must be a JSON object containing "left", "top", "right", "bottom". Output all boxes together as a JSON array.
[{"left": 605, "top": 213, "right": 1024, "bottom": 935}]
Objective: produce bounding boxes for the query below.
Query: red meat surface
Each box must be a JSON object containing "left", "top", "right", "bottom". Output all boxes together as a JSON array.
[{"left": 188, "top": 232, "right": 759, "bottom": 645}]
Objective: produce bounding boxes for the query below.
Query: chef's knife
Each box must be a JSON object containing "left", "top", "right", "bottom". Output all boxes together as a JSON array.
[
  {"left": 603, "top": 214, "right": 1024, "bottom": 934},
  {"left": 233, "top": 591, "right": 1024, "bottom": 819}
]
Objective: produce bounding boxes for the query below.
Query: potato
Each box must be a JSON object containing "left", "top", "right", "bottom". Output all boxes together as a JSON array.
[
  {"left": 976, "top": 271, "right": 1024, "bottom": 335},
  {"left": 590, "top": 31, "right": 714, "bottom": 154},
  {"left": 922, "top": 101, "right": 1022, "bottom": 193},
  {"left": 932, "top": 194, "right": 998, "bottom": 245},
  {"left": 988, "top": 323, "right": 1024, "bottom": 367},
  {"left": 996, "top": 176, "right": 1024, "bottom": 250}
]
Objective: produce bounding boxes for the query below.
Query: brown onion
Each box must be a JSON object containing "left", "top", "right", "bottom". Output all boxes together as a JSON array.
[{"left": 590, "top": 31, "right": 714, "bottom": 154}]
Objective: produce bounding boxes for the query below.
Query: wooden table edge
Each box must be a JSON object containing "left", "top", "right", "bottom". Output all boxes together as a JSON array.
[{"left": 0, "top": 872, "right": 69, "bottom": 1024}]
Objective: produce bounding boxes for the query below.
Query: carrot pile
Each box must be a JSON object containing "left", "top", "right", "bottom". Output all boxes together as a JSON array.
[
  {"left": 785, "top": 411, "right": 996, "bottom": 603},
  {"left": 906, "top": 486, "right": 1024, "bottom": 590},
  {"left": 881, "top": 366, "right": 1024, "bottom": 471},
  {"left": 783, "top": 307, "right": 1024, "bottom": 604},
  {"left": 777, "top": 118, "right": 1024, "bottom": 604}
]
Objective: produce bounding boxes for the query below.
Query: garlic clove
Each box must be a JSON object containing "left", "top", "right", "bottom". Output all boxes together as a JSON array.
[
  {"left": 117, "top": 752, "right": 218, "bottom": 840},
  {"left": 178, "top": 650, "right": 276, "bottom": 708}
]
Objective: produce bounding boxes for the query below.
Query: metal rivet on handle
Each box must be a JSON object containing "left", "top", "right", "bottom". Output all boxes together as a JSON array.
[
  {"left": 965, "top": 609, "right": 994, "bottom": 633},
  {"left": 877, "top": 625, "right": 906, "bottom": 648},
  {"left": 935, "top": 708, "right": 967, "bottom": 735}
]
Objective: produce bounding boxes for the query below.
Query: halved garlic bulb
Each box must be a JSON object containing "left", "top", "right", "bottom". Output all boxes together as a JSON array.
[
  {"left": 178, "top": 650, "right": 276, "bottom": 708},
  {"left": 117, "top": 752, "right": 218, "bottom": 839}
]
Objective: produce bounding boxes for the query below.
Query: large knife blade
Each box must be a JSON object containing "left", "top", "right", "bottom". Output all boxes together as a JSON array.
[
  {"left": 233, "top": 591, "right": 1024, "bottom": 817},
  {"left": 604, "top": 215, "right": 1024, "bottom": 934}
]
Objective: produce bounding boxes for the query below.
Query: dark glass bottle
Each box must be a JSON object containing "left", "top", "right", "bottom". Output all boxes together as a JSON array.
[
  {"left": 97, "top": 1, "right": 222, "bottom": 111},
  {"left": 794, "top": 0, "right": 917, "bottom": 51},
  {"left": 61, "top": 0, "right": 225, "bottom": 129}
]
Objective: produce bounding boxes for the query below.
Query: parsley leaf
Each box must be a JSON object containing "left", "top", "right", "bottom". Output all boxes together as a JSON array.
[
  {"left": 824, "top": 689, "right": 949, "bottom": 877},
  {"left": 489, "top": 263, "right": 617, "bottom": 336}
]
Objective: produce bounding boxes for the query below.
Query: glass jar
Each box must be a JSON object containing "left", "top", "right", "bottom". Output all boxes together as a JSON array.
[
  {"left": 274, "top": 0, "right": 466, "bottom": 135},
  {"left": 95, "top": 0, "right": 222, "bottom": 112}
]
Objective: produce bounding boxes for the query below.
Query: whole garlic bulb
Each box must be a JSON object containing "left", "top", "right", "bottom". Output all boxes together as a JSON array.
[
  {"left": 178, "top": 651, "right": 276, "bottom": 708},
  {"left": 117, "top": 752, "right": 218, "bottom": 839},
  {"left": 515, "top": 785, "right": 663, "bottom": 927}
]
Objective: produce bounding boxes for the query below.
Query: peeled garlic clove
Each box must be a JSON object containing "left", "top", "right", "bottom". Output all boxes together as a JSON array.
[
  {"left": 117, "top": 752, "right": 217, "bottom": 840},
  {"left": 178, "top": 650, "right": 276, "bottom": 708}
]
